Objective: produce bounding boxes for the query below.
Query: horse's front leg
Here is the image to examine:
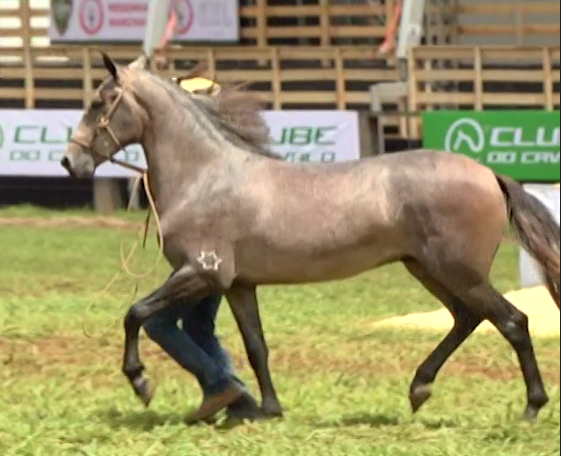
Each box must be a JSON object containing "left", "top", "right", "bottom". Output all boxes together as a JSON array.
[
  {"left": 226, "top": 285, "right": 283, "bottom": 418},
  {"left": 122, "top": 264, "right": 213, "bottom": 406}
]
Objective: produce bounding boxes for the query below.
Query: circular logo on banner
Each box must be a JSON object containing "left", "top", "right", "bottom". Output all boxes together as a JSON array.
[
  {"left": 174, "top": 0, "right": 194, "bottom": 35},
  {"left": 444, "top": 118, "right": 485, "bottom": 155},
  {"left": 79, "top": 0, "right": 104, "bottom": 36}
]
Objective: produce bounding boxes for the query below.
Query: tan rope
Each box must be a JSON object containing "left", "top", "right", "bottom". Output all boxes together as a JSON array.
[{"left": 81, "top": 169, "right": 165, "bottom": 339}]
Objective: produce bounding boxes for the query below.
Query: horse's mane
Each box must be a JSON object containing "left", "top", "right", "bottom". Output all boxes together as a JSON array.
[{"left": 146, "top": 62, "right": 282, "bottom": 160}]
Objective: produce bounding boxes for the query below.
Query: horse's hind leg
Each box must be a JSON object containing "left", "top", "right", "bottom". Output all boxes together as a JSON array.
[
  {"left": 403, "top": 259, "right": 482, "bottom": 413},
  {"left": 416, "top": 257, "right": 549, "bottom": 420},
  {"left": 456, "top": 282, "right": 548, "bottom": 420}
]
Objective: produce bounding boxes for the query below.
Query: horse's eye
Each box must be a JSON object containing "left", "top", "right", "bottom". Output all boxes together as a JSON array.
[{"left": 90, "top": 99, "right": 104, "bottom": 110}]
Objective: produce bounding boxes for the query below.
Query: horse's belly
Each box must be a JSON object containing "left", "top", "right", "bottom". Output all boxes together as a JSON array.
[{"left": 236, "top": 240, "right": 401, "bottom": 285}]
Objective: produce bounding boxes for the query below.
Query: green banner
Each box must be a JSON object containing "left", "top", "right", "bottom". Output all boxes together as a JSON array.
[{"left": 422, "top": 111, "right": 560, "bottom": 182}]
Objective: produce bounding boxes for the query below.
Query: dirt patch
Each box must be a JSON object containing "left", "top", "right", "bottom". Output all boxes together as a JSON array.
[
  {"left": 372, "top": 286, "right": 560, "bottom": 338},
  {"left": 0, "top": 216, "right": 141, "bottom": 231},
  {"left": 2, "top": 332, "right": 559, "bottom": 385}
]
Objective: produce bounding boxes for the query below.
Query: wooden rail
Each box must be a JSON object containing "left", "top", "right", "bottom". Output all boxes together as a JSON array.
[
  {"left": 455, "top": 1, "right": 560, "bottom": 46},
  {"left": 407, "top": 45, "right": 561, "bottom": 138},
  {"left": 1, "top": 44, "right": 558, "bottom": 140},
  {"left": 0, "top": 45, "right": 399, "bottom": 110}
]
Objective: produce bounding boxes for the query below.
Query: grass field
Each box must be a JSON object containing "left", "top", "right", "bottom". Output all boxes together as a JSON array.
[{"left": 0, "top": 206, "right": 559, "bottom": 456}]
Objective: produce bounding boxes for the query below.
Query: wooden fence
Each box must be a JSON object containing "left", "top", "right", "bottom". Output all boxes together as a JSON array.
[
  {"left": 454, "top": 1, "right": 560, "bottom": 46},
  {"left": 1, "top": 44, "right": 558, "bottom": 137},
  {"left": 406, "top": 45, "right": 560, "bottom": 138},
  {"left": 0, "top": 44, "right": 399, "bottom": 114}
]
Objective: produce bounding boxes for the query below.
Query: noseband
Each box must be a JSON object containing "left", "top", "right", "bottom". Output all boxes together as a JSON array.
[{"left": 69, "top": 82, "right": 146, "bottom": 174}]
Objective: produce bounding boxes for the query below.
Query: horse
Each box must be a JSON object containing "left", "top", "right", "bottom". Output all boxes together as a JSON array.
[{"left": 61, "top": 52, "right": 560, "bottom": 423}]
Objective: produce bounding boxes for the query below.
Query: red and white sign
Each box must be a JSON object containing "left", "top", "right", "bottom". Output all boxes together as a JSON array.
[{"left": 49, "top": 0, "right": 239, "bottom": 42}]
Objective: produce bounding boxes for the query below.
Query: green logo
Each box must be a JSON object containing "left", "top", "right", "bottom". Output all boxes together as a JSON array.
[
  {"left": 51, "top": 0, "right": 73, "bottom": 36},
  {"left": 423, "top": 111, "right": 560, "bottom": 182}
]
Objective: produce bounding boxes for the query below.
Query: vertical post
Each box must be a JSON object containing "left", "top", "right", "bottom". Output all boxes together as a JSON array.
[
  {"left": 473, "top": 46, "right": 483, "bottom": 110},
  {"left": 406, "top": 46, "right": 420, "bottom": 140},
  {"left": 21, "top": 0, "right": 34, "bottom": 108},
  {"left": 256, "top": 0, "right": 267, "bottom": 66},
  {"left": 369, "top": 87, "right": 386, "bottom": 156},
  {"left": 256, "top": 0, "right": 267, "bottom": 48},
  {"left": 319, "top": 0, "right": 330, "bottom": 67},
  {"left": 542, "top": 47, "right": 553, "bottom": 111},
  {"left": 334, "top": 47, "right": 345, "bottom": 110},
  {"left": 143, "top": 0, "right": 172, "bottom": 57},
  {"left": 206, "top": 48, "right": 217, "bottom": 81},
  {"left": 271, "top": 48, "right": 281, "bottom": 110}
]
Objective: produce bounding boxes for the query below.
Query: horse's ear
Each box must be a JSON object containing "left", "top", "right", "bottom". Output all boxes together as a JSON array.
[
  {"left": 128, "top": 53, "right": 148, "bottom": 71},
  {"left": 101, "top": 52, "right": 119, "bottom": 81}
]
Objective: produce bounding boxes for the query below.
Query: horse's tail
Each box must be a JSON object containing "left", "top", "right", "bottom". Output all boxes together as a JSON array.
[{"left": 495, "top": 174, "right": 560, "bottom": 309}]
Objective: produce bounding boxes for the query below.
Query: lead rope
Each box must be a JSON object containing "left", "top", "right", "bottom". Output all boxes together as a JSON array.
[{"left": 81, "top": 168, "right": 165, "bottom": 339}]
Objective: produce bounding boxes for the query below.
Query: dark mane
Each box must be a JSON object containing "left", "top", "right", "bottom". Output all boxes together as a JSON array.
[{"left": 142, "top": 68, "right": 282, "bottom": 160}]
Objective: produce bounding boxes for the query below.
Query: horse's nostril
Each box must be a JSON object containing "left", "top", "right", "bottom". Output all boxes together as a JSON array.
[
  {"left": 60, "top": 156, "right": 71, "bottom": 170},
  {"left": 60, "top": 156, "right": 77, "bottom": 177}
]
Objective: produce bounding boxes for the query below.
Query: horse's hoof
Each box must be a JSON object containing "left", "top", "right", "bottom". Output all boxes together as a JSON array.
[
  {"left": 523, "top": 407, "right": 539, "bottom": 422},
  {"left": 409, "top": 384, "right": 432, "bottom": 413},
  {"left": 226, "top": 406, "right": 270, "bottom": 423},
  {"left": 136, "top": 379, "right": 156, "bottom": 408},
  {"left": 261, "top": 403, "right": 283, "bottom": 419},
  {"left": 263, "top": 407, "right": 283, "bottom": 419}
]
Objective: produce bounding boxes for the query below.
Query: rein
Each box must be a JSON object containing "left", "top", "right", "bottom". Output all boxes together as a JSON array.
[{"left": 70, "top": 82, "right": 165, "bottom": 339}]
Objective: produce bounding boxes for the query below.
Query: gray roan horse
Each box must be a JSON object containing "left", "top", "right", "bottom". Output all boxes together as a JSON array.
[{"left": 61, "top": 53, "right": 560, "bottom": 423}]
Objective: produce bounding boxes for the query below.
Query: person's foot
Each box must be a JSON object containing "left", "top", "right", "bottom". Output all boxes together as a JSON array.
[
  {"left": 184, "top": 383, "right": 243, "bottom": 425},
  {"left": 226, "top": 392, "right": 268, "bottom": 422}
]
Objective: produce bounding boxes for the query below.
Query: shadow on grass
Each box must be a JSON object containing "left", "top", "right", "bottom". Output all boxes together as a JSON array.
[
  {"left": 312, "top": 411, "right": 459, "bottom": 429},
  {"left": 98, "top": 408, "right": 186, "bottom": 431},
  {"left": 311, "top": 411, "right": 401, "bottom": 428},
  {"left": 96, "top": 407, "right": 261, "bottom": 432}
]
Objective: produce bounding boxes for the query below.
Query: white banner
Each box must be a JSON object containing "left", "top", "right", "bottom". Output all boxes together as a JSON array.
[
  {"left": 49, "top": 0, "right": 239, "bottom": 43},
  {"left": 0, "top": 110, "right": 360, "bottom": 178},
  {"left": 519, "top": 184, "right": 561, "bottom": 288}
]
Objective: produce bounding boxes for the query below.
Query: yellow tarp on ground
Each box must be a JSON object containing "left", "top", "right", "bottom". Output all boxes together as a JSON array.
[{"left": 372, "top": 286, "right": 559, "bottom": 338}]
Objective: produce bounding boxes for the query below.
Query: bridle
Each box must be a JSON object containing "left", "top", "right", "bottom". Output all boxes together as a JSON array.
[{"left": 69, "top": 81, "right": 146, "bottom": 174}]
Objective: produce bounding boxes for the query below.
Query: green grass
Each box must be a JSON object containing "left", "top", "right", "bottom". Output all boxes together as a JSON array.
[{"left": 0, "top": 206, "right": 559, "bottom": 456}]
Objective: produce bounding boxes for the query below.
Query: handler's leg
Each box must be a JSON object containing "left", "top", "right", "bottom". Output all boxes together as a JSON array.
[
  {"left": 183, "top": 293, "right": 264, "bottom": 420},
  {"left": 122, "top": 265, "right": 243, "bottom": 418},
  {"left": 143, "top": 305, "right": 236, "bottom": 401}
]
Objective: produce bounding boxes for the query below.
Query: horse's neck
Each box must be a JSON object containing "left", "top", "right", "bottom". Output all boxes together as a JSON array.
[{"left": 139, "top": 98, "right": 241, "bottom": 214}]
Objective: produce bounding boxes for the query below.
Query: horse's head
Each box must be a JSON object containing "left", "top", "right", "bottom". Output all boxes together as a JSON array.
[{"left": 61, "top": 52, "right": 148, "bottom": 178}]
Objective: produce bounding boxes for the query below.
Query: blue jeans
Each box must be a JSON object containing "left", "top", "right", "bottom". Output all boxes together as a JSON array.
[{"left": 143, "top": 293, "right": 244, "bottom": 396}]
